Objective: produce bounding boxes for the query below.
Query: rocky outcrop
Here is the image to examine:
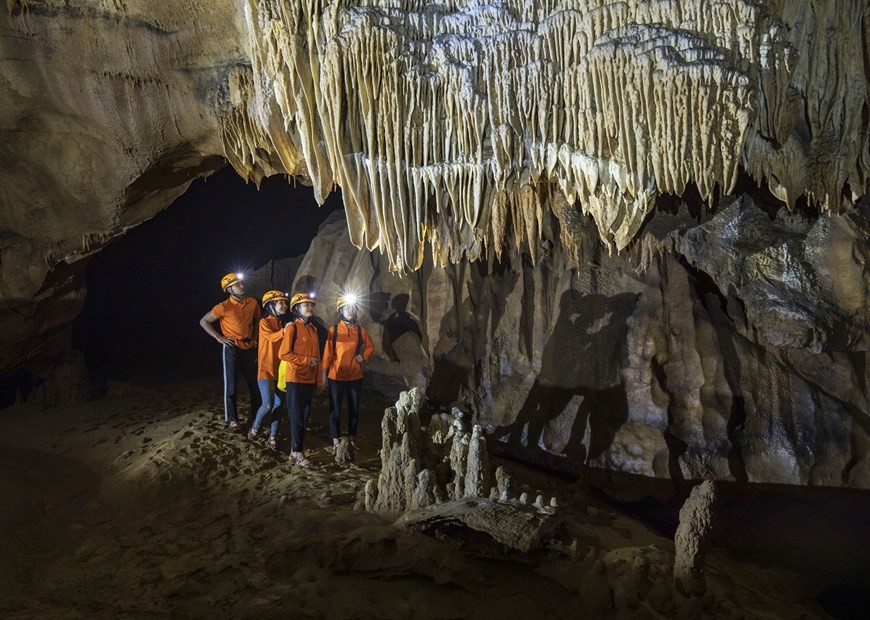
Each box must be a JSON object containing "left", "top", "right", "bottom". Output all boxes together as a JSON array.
[
  {"left": 366, "top": 388, "right": 503, "bottom": 513},
  {"left": 0, "top": 1, "right": 242, "bottom": 371}
]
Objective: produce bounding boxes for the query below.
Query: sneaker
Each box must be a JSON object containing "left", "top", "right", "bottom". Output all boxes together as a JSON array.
[{"left": 290, "top": 452, "right": 313, "bottom": 468}]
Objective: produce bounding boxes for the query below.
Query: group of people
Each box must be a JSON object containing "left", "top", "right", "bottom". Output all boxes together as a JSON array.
[{"left": 199, "top": 272, "right": 374, "bottom": 467}]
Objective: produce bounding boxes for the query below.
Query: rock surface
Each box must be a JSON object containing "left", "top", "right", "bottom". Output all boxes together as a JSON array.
[
  {"left": 289, "top": 199, "right": 870, "bottom": 491},
  {"left": 396, "top": 496, "right": 561, "bottom": 553}
]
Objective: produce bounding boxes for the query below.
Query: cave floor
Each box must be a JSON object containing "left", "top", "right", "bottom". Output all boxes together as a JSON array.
[{"left": 0, "top": 380, "right": 834, "bottom": 619}]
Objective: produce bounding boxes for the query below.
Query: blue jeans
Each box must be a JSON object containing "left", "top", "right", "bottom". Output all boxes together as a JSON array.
[
  {"left": 252, "top": 379, "right": 282, "bottom": 437},
  {"left": 328, "top": 378, "right": 362, "bottom": 439},
  {"left": 285, "top": 382, "right": 314, "bottom": 453},
  {"left": 222, "top": 345, "right": 260, "bottom": 424}
]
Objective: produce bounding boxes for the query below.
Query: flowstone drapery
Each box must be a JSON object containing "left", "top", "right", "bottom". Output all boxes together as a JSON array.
[{"left": 229, "top": 0, "right": 869, "bottom": 272}]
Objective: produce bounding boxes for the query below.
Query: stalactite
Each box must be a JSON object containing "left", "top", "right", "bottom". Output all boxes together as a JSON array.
[{"left": 223, "top": 0, "right": 869, "bottom": 272}]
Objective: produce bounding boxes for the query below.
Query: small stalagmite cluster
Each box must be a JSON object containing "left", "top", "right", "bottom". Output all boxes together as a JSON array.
[
  {"left": 363, "top": 388, "right": 559, "bottom": 550},
  {"left": 228, "top": 0, "right": 869, "bottom": 272}
]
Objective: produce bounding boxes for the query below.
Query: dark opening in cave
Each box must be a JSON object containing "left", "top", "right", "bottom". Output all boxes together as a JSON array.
[{"left": 70, "top": 167, "right": 341, "bottom": 387}]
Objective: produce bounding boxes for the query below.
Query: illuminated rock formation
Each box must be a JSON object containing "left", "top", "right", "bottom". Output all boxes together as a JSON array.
[
  {"left": 231, "top": 0, "right": 869, "bottom": 271},
  {"left": 286, "top": 197, "right": 870, "bottom": 491}
]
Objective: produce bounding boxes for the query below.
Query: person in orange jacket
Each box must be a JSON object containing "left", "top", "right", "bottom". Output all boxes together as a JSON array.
[
  {"left": 248, "top": 290, "right": 289, "bottom": 448},
  {"left": 278, "top": 292, "right": 324, "bottom": 467},
  {"left": 199, "top": 272, "right": 262, "bottom": 432},
  {"left": 321, "top": 294, "right": 375, "bottom": 452}
]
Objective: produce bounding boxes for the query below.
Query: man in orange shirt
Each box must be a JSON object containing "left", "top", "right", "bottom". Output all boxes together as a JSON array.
[
  {"left": 199, "top": 272, "right": 262, "bottom": 432},
  {"left": 279, "top": 292, "right": 324, "bottom": 467}
]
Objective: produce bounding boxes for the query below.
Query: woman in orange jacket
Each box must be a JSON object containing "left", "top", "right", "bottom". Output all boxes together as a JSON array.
[
  {"left": 248, "top": 290, "right": 288, "bottom": 448},
  {"left": 321, "top": 295, "right": 374, "bottom": 452},
  {"left": 279, "top": 292, "right": 323, "bottom": 467}
]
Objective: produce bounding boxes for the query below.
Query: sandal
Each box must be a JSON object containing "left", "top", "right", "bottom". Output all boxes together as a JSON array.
[
  {"left": 247, "top": 427, "right": 258, "bottom": 441},
  {"left": 267, "top": 436, "right": 277, "bottom": 450},
  {"left": 290, "top": 452, "right": 313, "bottom": 468},
  {"left": 228, "top": 421, "right": 240, "bottom": 432}
]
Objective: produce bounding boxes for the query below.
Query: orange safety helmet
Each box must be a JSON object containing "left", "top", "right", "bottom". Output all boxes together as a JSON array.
[
  {"left": 289, "top": 292, "right": 316, "bottom": 310},
  {"left": 221, "top": 272, "right": 244, "bottom": 291},
  {"left": 261, "top": 290, "right": 288, "bottom": 306}
]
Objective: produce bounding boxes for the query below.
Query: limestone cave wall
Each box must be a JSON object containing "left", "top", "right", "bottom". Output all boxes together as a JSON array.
[{"left": 286, "top": 197, "right": 869, "bottom": 491}]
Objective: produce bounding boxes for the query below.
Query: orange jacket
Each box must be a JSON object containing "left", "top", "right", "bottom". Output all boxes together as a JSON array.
[
  {"left": 278, "top": 318, "right": 322, "bottom": 385},
  {"left": 257, "top": 315, "right": 285, "bottom": 380},
  {"left": 211, "top": 296, "right": 260, "bottom": 350},
  {"left": 321, "top": 320, "right": 374, "bottom": 381}
]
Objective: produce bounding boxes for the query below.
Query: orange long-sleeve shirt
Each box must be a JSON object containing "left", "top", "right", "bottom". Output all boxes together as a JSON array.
[
  {"left": 211, "top": 296, "right": 260, "bottom": 350},
  {"left": 321, "top": 320, "right": 374, "bottom": 381},
  {"left": 278, "top": 318, "right": 322, "bottom": 385},
  {"left": 257, "top": 315, "right": 285, "bottom": 380}
]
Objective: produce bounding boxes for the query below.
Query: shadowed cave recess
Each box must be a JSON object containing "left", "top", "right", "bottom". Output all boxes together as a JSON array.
[{"left": 1, "top": 0, "right": 870, "bottom": 617}]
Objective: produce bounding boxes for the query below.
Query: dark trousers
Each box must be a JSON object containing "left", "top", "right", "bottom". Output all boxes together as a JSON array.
[
  {"left": 328, "top": 378, "right": 362, "bottom": 439},
  {"left": 286, "top": 382, "right": 314, "bottom": 453},
  {"left": 222, "top": 345, "right": 261, "bottom": 424}
]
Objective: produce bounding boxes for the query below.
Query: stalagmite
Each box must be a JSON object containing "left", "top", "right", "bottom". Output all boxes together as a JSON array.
[
  {"left": 495, "top": 466, "right": 512, "bottom": 502},
  {"left": 224, "top": 0, "right": 869, "bottom": 273},
  {"left": 371, "top": 395, "right": 561, "bottom": 551},
  {"left": 464, "top": 424, "right": 491, "bottom": 499},
  {"left": 673, "top": 480, "right": 717, "bottom": 597},
  {"left": 366, "top": 388, "right": 553, "bottom": 521}
]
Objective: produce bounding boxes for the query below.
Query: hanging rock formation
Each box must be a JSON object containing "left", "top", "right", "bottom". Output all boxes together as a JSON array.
[{"left": 231, "top": 0, "right": 869, "bottom": 271}]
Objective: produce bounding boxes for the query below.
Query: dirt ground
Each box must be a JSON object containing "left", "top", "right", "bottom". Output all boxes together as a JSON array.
[{"left": 0, "top": 380, "right": 834, "bottom": 619}]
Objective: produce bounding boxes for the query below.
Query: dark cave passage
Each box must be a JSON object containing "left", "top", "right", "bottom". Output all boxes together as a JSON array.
[{"left": 71, "top": 167, "right": 341, "bottom": 387}]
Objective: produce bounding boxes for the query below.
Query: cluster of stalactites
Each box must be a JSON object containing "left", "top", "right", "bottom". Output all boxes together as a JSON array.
[{"left": 222, "top": 0, "right": 869, "bottom": 273}]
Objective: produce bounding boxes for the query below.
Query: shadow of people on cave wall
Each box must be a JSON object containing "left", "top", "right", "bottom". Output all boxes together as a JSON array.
[
  {"left": 375, "top": 293, "right": 423, "bottom": 363},
  {"left": 493, "top": 288, "right": 638, "bottom": 472},
  {"left": 427, "top": 357, "right": 469, "bottom": 409}
]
